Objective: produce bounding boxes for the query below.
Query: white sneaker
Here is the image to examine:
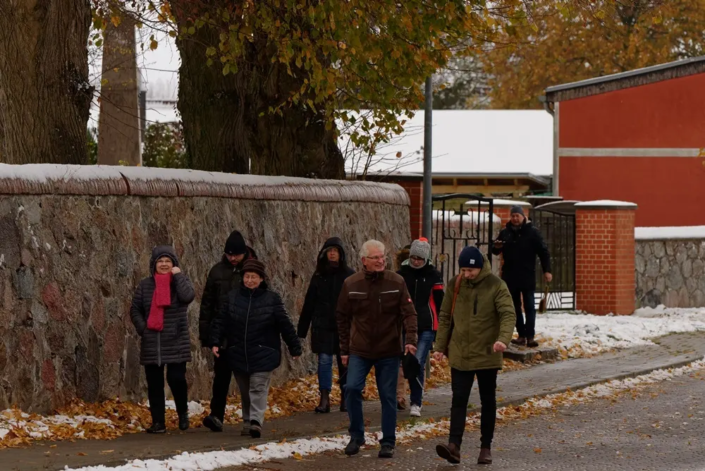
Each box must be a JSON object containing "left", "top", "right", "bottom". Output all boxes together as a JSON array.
[{"left": 410, "top": 404, "right": 422, "bottom": 417}]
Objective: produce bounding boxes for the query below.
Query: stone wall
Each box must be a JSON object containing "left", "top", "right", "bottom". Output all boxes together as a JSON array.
[
  {"left": 0, "top": 165, "right": 410, "bottom": 413},
  {"left": 635, "top": 239, "right": 705, "bottom": 308}
]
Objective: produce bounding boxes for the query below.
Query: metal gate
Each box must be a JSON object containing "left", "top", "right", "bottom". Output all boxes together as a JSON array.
[
  {"left": 432, "top": 194, "right": 495, "bottom": 282},
  {"left": 531, "top": 202, "right": 577, "bottom": 310}
]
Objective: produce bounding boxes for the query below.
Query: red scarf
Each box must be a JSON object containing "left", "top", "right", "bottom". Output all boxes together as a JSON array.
[{"left": 147, "top": 273, "right": 172, "bottom": 331}]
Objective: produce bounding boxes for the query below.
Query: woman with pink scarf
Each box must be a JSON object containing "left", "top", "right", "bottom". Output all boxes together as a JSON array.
[{"left": 130, "top": 245, "right": 195, "bottom": 433}]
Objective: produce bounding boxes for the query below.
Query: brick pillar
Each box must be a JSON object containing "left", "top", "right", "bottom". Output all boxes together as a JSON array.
[
  {"left": 395, "top": 179, "right": 423, "bottom": 241},
  {"left": 575, "top": 201, "right": 637, "bottom": 315}
]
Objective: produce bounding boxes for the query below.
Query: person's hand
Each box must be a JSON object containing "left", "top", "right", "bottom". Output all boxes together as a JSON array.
[
  {"left": 493, "top": 341, "right": 507, "bottom": 353},
  {"left": 212, "top": 346, "right": 220, "bottom": 358},
  {"left": 171, "top": 267, "right": 182, "bottom": 275},
  {"left": 405, "top": 344, "right": 417, "bottom": 356},
  {"left": 341, "top": 355, "right": 349, "bottom": 366},
  {"left": 433, "top": 351, "right": 445, "bottom": 361},
  {"left": 494, "top": 240, "right": 504, "bottom": 247},
  {"left": 545, "top": 272, "right": 553, "bottom": 283}
]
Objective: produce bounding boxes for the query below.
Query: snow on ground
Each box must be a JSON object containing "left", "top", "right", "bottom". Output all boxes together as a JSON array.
[
  {"left": 64, "top": 359, "right": 705, "bottom": 471},
  {"left": 537, "top": 306, "right": 705, "bottom": 357}
]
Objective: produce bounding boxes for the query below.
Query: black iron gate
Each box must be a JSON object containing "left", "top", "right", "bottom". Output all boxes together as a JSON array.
[
  {"left": 432, "top": 194, "right": 495, "bottom": 282},
  {"left": 531, "top": 202, "right": 576, "bottom": 310}
]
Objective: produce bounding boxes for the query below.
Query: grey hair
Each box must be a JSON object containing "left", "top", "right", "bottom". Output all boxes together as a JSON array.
[{"left": 360, "top": 239, "right": 386, "bottom": 258}]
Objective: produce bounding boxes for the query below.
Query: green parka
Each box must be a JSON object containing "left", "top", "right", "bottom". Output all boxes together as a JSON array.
[{"left": 435, "top": 259, "right": 516, "bottom": 371}]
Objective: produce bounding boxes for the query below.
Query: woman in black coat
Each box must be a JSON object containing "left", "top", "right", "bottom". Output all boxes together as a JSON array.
[
  {"left": 210, "top": 259, "right": 301, "bottom": 438},
  {"left": 130, "top": 245, "right": 195, "bottom": 433},
  {"left": 297, "top": 237, "right": 355, "bottom": 413}
]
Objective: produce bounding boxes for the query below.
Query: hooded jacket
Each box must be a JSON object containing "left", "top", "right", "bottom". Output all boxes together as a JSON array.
[
  {"left": 130, "top": 246, "right": 196, "bottom": 365},
  {"left": 434, "top": 256, "right": 516, "bottom": 371},
  {"left": 199, "top": 246, "right": 258, "bottom": 347},
  {"left": 398, "top": 261, "right": 444, "bottom": 332},
  {"left": 209, "top": 281, "right": 302, "bottom": 374},
  {"left": 491, "top": 220, "right": 551, "bottom": 290},
  {"left": 297, "top": 237, "right": 355, "bottom": 354}
]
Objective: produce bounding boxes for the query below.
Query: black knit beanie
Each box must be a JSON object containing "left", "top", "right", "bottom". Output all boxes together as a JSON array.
[
  {"left": 224, "top": 231, "right": 248, "bottom": 256},
  {"left": 458, "top": 246, "right": 484, "bottom": 269}
]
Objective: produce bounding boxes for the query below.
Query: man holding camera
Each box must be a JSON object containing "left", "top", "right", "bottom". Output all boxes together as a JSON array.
[{"left": 491, "top": 206, "right": 551, "bottom": 348}]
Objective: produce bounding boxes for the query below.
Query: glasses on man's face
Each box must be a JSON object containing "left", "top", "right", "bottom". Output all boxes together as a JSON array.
[
  {"left": 365, "top": 255, "right": 386, "bottom": 261},
  {"left": 410, "top": 256, "right": 424, "bottom": 262}
]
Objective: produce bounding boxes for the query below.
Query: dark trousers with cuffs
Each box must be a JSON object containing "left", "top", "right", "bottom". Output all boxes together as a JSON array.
[{"left": 449, "top": 368, "right": 498, "bottom": 449}]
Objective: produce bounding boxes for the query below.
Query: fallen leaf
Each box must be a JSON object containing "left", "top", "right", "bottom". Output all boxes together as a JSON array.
[{"left": 534, "top": 447, "right": 542, "bottom": 454}]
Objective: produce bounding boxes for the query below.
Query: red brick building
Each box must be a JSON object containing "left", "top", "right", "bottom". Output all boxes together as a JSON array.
[{"left": 543, "top": 57, "right": 705, "bottom": 227}]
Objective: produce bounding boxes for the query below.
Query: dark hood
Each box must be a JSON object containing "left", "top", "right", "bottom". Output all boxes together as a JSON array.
[
  {"left": 316, "top": 237, "right": 350, "bottom": 274},
  {"left": 150, "top": 245, "right": 180, "bottom": 275},
  {"left": 505, "top": 220, "right": 532, "bottom": 232}
]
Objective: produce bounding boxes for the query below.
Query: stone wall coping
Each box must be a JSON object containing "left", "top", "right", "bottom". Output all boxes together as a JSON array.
[
  {"left": 0, "top": 164, "right": 409, "bottom": 206},
  {"left": 635, "top": 225, "right": 705, "bottom": 241},
  {"left": 575, "top": 200, "right": 638, "bottom": 210}
]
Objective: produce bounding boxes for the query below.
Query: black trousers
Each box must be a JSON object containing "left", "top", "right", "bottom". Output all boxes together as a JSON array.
[
  {"left": 145, "top": 362, "right": 188, "bottom": 423},
  {"left": 510, "top": 285, "right": 537, "bottom": 338},
  {"left": 209, "top": 354, "right": 233, "bottom": 421},
  {"left": 449, "top": 368, "right": 498, "bottom": 448}
]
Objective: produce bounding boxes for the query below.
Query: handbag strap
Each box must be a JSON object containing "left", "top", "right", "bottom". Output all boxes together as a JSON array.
[{"left": 449, "top": 275, "right": 463, "bottom": 321}]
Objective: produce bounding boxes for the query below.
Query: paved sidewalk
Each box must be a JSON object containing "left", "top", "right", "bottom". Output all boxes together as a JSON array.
[
  {"left": 228, "top": 354, "right": 705, "bottom": 470},
  {"left": 4, "top": 331, "right": 705, "bottom": 471}
]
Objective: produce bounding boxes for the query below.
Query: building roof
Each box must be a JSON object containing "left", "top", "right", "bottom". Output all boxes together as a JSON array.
[
  {"left": 342, "top": 110, "right": 553, "bottom": 177},
  {"left": 544, "top": 55, "right": 705, "bottom": 102}
]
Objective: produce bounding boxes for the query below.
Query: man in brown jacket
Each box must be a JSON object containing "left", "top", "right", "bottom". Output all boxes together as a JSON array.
[{"left": 337, "top": 239, "right": 418, "bottom": 459}]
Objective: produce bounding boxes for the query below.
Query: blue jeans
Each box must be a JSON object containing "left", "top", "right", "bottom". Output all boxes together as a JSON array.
[
  {"left": 317, "top": 353, "right": 347, "bottom": 392},
  {"left": 409, "top": 330, "right": 436, "bottom": 407},
  {"left": 510, "top": 286, "right": 536, "bottom": 338},
  {"left": 346, "top": 355, "right": 399, "bottom": 447}
]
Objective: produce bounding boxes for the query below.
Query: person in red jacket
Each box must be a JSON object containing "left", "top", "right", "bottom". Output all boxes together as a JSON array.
[{"left": 397, "top": 238, "right": 444, "bottom": 417}]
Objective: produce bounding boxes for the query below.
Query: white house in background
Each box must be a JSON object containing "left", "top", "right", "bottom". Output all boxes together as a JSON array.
[{"left": 342, "top": 109, "right": 554, "bottom": 197}]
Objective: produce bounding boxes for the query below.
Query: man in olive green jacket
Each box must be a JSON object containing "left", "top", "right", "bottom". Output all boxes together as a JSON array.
[{"left": 433, "top": 246, "right": 515, "bottom": 465}]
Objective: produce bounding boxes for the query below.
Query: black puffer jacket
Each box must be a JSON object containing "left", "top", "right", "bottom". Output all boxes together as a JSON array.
[
  {"left": 130, "top": 246, "right": 195, "bottom": 366},
  {"left": 492, "top": 221, "right": 551, "bottom": 290},
  {"left": 210, "top": 282, "right": 302, "bottom": 374},
  {"left": 198, "top": 247, "right": 257, "bottom": 347},
  {"left": 297, "top": 237, "right": 355, "bottom": 354},
  {"left": 398, "top": 262, "right": 445, "bottom": 332}
]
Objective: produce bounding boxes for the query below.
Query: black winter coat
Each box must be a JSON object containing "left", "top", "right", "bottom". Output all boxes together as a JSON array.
[
  {"left": 130, "top": 246, "right": 196, "bottom": 366},
  {"left": 297, "top": 238, "right": 355, "bottom": 354},
  {"left": 199, "top": 247, "right": 257, "bottom": 347},
  {"left": 492, "top": 221, "right": 551, "bottom": 290},
  {"left": 397, "top": 262, "right": 445, "bottom": 332},
  {"left": 210, "top": 282, "right": 302, "bottom": 374}
]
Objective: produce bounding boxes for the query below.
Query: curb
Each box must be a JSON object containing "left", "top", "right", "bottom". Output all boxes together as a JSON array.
[{"left": 60, "top": 354, "right": 704, "bottom": 470}]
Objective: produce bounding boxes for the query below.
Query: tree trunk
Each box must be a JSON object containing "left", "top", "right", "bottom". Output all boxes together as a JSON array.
[
  {"left": 0, "top": 0, "right": 93, "bottom": 164},
  {"left": 172, "top": 3, "right": 344, "bottom": 178},
  {"left": 98, "top": 13, "right": 141, "bottom": 166}
]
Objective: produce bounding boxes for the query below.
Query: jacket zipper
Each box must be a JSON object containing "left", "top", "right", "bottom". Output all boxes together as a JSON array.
[
  {"left": 244, "top": 291, "right": 254, "bottom": 371},
  {"left": 474, "top": 296, "right": 478, "bottom": 315}
]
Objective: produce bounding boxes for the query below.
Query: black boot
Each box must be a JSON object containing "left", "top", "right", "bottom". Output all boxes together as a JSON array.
[
  {"left": 178, "top": 412, "right": 190, "bottom": 431},
  {"left": 315, "top": 389, "right": 331, "bottom": 413},
  {"left": 146, "top": 422, "right": 166, "bottom": 434},
  {"left": 340, "top": 387, "right": 347, "bottom": 412}
]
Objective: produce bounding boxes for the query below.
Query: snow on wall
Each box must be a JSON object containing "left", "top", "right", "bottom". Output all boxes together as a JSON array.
[
  {"left": 0, "top": 164, "right": 409, "bottom": 206},
  {"left": 636, "top": 226, "right": 705, "bottom": 241}
]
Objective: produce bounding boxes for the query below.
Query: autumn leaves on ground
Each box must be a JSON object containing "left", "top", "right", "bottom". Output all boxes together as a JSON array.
[{"left": 0, "top": 356, "right": 530, "bottom": 449}]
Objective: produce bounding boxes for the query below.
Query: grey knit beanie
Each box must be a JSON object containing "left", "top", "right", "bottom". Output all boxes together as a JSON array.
[
  {"left": 409, "top": 238, "right": 431, "bottom": 262},
  {"left": 510, "top": 205, "right": 525, "bottom": 217}
]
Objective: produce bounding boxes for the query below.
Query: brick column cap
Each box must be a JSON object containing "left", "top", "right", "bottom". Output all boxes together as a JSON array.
[{"left": 575, "top": 200, "right": 637, "bottom": 210}]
